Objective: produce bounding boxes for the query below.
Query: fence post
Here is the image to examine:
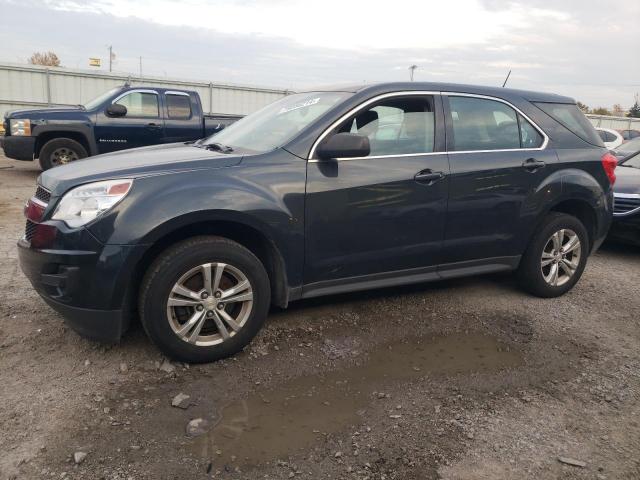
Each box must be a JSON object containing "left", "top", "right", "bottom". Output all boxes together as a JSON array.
[
  {"left": 209, "top": 82, "right": 213, "bottom": 114},
  {"left": 45, "top": 68, "right": 51, "bottom": 106}
]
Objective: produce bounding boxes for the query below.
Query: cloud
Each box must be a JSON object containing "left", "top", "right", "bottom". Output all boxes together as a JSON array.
[{"left": 1, "top": 0, "right": 638, "bottom": 108}]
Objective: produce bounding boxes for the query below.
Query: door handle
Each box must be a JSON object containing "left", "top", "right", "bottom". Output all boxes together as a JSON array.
[
  {"left": 146, "top": 122, "right": 162, "bottom": 129},
  {"left": 415, "top": 170, "right": 445, "bottom": 184},
  {"left": 522, "top": 158, "right": 545, "bottom": 171}
]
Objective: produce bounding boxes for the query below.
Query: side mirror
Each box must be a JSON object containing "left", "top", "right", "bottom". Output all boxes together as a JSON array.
[
  {"left": 316, "top": 133, "right": 370, "bottom": 160},
  {"left": 106, "top": 104, "right": 127, "bottom": 117}
]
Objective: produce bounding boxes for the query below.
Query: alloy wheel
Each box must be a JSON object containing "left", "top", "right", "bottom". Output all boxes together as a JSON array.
[
  {"left": 540, "top": 228, "right": 581, "bottom": 287},
  {"left": 166, "top": 263, "right": 253, "bottom": 346}
]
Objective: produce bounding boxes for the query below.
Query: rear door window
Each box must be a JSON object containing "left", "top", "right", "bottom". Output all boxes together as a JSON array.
[
  {"left": 535, "top": 102, "right": 602, "bottom": 146},
  {"left": 166, "top": 94, "right": 192, "bottom": 119},
  {"left": 447, "top": 96, "right": 543, "bottom": 151}
]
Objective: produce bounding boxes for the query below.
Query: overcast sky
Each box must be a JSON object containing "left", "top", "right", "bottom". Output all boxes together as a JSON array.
[{"left": 1, "top": 0, "right": 638, "bottom": 108}]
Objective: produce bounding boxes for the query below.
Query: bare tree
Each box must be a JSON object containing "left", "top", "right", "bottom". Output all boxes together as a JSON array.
[
  {"left": 28, "top": 51, "right": 61, "bottom": 67},
  {"left": 612, "top": 104, "right": 624, "bottom": 116}
]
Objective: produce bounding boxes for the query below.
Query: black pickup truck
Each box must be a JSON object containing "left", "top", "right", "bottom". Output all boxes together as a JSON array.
[{"left": 1, "top": 86, "right": 241, "bottom": 169}]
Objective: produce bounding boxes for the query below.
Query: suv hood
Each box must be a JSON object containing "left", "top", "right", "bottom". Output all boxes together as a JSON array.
[
  {"left": 614, "top": 165, "right": 640, "bottom": 195},
  {"left": 39, "top": 143, "right": 243, "bottom": 195}
]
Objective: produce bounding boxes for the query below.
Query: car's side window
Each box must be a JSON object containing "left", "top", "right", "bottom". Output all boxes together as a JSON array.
[
  {"left": 166, "top": 94, "right": 192, "bottom": 119},
  {"left": 115, "top": 92, "right": 159, "bottom": 118},
  {"left": 448, "top": 96, "right": 543, "bottom": 151},
  {"left": 337, "top": 96, "right": 435, "bottom": 157}
]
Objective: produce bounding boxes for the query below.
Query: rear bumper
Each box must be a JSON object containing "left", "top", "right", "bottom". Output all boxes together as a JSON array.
[{"left": 1, "top": 135, "right": 35, "bottom": 161}]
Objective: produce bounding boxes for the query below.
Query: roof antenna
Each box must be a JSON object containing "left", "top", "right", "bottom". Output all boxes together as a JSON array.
[{"left": 502, "top": 70, "right": 511, "bottom": 88}]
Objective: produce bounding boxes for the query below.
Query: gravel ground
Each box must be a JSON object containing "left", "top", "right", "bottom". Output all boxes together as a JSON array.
[{"left": 0, "top": 153, "right": 639, "bottom": 480}]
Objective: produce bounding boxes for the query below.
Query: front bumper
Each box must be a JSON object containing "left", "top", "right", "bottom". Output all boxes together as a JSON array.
[
  {"left": 18, "top": 226, "right": 147, "bottom": 342},
  {"left": 1, "top": 135, "right": 35, "bottom": 161}
]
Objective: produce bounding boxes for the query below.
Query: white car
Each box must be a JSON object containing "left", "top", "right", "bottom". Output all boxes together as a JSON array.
[{"left": 596, "top": 127, "right": 624, "bottom": 150}]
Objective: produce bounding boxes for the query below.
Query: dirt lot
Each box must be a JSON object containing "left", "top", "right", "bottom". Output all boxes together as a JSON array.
[{"left": 0, "top": 152, "right": 639, "bottom": 480}]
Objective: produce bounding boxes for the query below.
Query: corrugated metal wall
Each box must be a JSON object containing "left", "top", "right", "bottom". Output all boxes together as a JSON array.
[
  {"left": 0, "top": 62, "right": 290, "bottom": 119},
  {"left": 587, "top": 114, "right": 640, "bottom": 131}
]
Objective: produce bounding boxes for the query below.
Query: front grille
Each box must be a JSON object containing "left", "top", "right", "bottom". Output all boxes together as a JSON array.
[
  {"left": 35, "top": 186, "right": 51, "bottom": 203},
  {"left": 25, "top": 220, "right": 37, "bottom": 241},
  {"left": 613, "top": 195, "right": 640, "bottom": 216}
]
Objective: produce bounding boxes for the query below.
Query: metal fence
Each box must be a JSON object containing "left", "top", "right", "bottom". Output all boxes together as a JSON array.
[
  {"left": 587, "top": 114, "right": 640, "bottom": 131},
  {"left": 0, "top": 62, "right": 290, "bottom": 120}
]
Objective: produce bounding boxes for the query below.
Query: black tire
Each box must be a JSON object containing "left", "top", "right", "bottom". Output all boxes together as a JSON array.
[
  {"left": 139, "top": 236, "right": 271, "bottom": 363},
  {"left": 38, "top": 138, "right": 88, "bottom": 170},
  {"left": 517, "top": 212, "right": 589, "bottom": 298}
]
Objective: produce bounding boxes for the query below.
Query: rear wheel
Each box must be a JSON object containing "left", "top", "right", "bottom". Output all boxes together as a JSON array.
[
  {"left": 38, "top": 138, "right": 87, "bottom": 170},
  {"left": 139, "top": 236, "right": 271, "bottom": 363},
  {"left": 517, "top": 213, "right": 589, "bottom": 298}
]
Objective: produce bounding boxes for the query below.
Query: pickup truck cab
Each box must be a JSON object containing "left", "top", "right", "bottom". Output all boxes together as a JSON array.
[
  {"left": 1, "top": 85, "right": 240, "bottom": 169},
  {"left": 18, "top": 82, "right": 615, "bottom": 363}
]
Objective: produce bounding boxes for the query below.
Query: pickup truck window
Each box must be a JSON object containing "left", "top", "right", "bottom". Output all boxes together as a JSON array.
[
  {"left": 115, "top": 92, "right": 159, "bottom": 118},
  {"left": 167, "top": 94, "right": 192, "bottom": 119},
  {"left": 203, "top": 91, "right": 351, "bottom": 154}
]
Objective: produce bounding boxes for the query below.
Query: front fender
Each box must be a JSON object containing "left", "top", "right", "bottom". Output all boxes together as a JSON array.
[{"left": 88, "top": 151, "right": 307, "bottom": 285}]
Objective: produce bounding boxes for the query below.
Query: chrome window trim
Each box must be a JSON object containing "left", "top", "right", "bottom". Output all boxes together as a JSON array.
[
  {"left": 308, "top": 90, "right": 550, "bottom": 162},
  {"left": 165, "top": 90, "right": 191, "bottom": 97},
  {"left": 111, "top": 89, "right": 159, "bottom": 104},
  {"left": 613, "top": 192, "right": 640, "bottom": 217}
]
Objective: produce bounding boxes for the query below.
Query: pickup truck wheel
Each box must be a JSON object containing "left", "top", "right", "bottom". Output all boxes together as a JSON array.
[
  {"left": 38, "top": 138, "right": 87, "bottom": 170},
  {"left": 517, "top": 212, "right": 589, "bottom": 298},
  {"left": 139, "top": 236, "right": 271, "bottom": 363}
]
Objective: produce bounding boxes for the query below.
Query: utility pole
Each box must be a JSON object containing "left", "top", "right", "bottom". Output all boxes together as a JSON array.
[
  {"left": 139, "top": 56, "right": 142, "bottom": 78},
  {"left": 108, "top": 45, "right": 113, "bottom": 72},
  {"left": 409, "top": 65, "right": 418, "bottom": 81}
]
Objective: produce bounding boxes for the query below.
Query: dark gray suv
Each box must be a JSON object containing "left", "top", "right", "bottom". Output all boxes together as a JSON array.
[{"left": 19, "top": 82, "right": 615, "bottom": 362}]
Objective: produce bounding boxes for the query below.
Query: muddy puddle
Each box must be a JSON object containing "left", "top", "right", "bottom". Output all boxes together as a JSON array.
[{"left": 189, "top": 333, "right": 522, "bottom": 469}]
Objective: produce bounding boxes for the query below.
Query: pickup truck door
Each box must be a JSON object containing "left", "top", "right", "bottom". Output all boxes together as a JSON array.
[
  {"left": 303, "top": 93, "right": 449, "bottom": 293},
  {"left": 162, "top": 91, "right": 205, "bottom": 143},
  {"left": 94, "top": 89, "right": 164, "bottom": 154}
]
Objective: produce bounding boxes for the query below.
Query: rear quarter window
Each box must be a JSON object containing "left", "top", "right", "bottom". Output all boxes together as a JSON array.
[{"left": 534, "top": 102, "right": 603, "bottom": 146}]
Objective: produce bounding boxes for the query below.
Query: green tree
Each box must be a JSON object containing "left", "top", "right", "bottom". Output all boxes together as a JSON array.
[
  {"left": 591, "top": 107, "right": 612, "bottom": 116},
  {"left": 628, "top": 100, "right": 640, "bottom": 118}
]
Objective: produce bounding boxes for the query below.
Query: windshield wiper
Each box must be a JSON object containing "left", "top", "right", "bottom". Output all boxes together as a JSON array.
[{"left": 204, "top": 142, "right": 234, "bottom": 153}]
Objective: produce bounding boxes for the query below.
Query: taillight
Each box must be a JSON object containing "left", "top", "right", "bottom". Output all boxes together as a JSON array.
[{"left": 601, "top": 152, "right": 617, "bottom": 185}]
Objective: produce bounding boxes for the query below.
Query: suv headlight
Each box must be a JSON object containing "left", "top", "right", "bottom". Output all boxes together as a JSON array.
[
  {"left": 10, "top": 119, "right": 31, "bottom": 136},
  {"left": 52, "top": 179, "right": 133, "bottom": 227}
]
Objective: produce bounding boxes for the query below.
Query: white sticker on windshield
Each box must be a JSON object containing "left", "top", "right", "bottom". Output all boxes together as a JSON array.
[{"left": 278, "top": 97, "right": 320, "bottom": 115}]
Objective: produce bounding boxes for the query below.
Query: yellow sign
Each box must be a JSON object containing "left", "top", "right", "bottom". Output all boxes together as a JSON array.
[{"left": 89, "top": 58, "right": 101, "bottom": 67}]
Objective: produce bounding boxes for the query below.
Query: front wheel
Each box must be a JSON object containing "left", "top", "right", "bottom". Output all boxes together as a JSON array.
[
  {"left": 517, "top": 213, "right": 589, "bottom": 298},
  {"left": 38, "top": 138, "right": 88, "bottom": 170},
  {"left": 139, "top": 236, "right": 271, "bottom": 363}
]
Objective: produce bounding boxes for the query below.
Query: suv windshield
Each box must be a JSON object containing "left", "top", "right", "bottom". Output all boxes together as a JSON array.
[
  {"left": 83, "top": 87, "right": 123, "bottom": 110},
  {"left": 535, "top": 102, "right": 603, "bottom": 146},
  {"left": 202, "top": 91, "right": 351, "bottom": 153}
]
